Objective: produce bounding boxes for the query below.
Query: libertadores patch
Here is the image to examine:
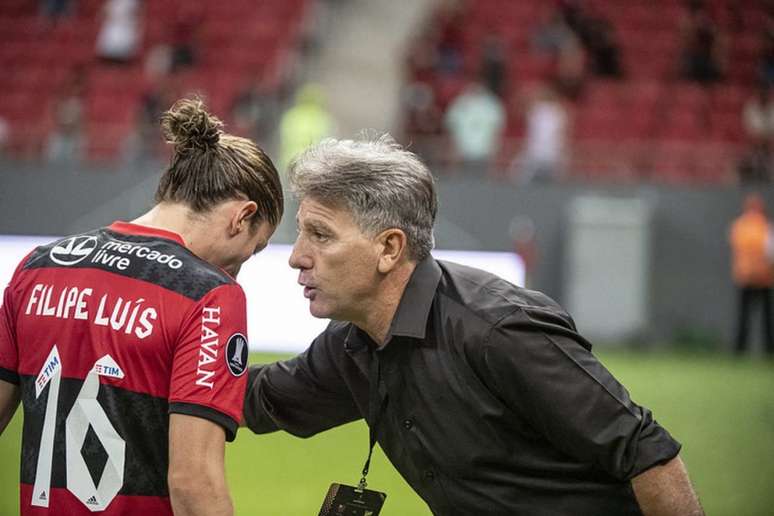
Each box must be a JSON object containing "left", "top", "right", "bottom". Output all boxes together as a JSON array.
[{"left": 225, "top": 333, "right": 248, "bottom": 377}]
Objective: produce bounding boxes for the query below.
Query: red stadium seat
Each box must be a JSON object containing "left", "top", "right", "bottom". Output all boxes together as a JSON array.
[{"left": 0, "top": 0, "right": 310, "bottom": 161}]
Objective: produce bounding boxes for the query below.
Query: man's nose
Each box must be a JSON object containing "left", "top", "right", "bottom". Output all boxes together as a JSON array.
[{"left": 288, "top": 237, "right": 310, "bottom": 270}]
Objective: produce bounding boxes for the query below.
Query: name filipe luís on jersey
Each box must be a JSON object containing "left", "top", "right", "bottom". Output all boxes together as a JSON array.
[
  {"left": 50, "top": 235, "right": 184, "bottom": 272},
  {"left": 24, "top": 283, "right": 158, "bottom": 339}
]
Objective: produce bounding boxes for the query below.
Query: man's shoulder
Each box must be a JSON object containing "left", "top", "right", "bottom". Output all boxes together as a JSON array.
[
  {"left": 435, "top": 260, "right": 568, "bottom": 327},
  {"left": 436, "top": 260, "right": 589, "bottom": 356}
]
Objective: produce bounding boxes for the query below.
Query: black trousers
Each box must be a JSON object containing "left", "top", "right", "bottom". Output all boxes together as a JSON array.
[{"left": 735, "top": 286, "right": 774, "bottom": 356}]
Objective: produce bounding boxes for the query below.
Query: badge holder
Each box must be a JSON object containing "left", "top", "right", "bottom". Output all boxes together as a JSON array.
[{"left": 318, "top": 356, "right": 387, "bottom": 515}]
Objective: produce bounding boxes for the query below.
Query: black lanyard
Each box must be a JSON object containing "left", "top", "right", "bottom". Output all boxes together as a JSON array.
[{"left": 358, "top": 351, "right": 387, "bottom": 490}]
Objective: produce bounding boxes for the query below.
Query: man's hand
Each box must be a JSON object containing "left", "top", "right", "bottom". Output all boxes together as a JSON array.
[
  {"left": 0, "top": 379, "right": 20, "bottom": 435},
  {"left": 168, "top": 414, "right": 233, "bottom": 516},
  {"left": 631, "top": 455, "right": 703, "bottom": 516}
]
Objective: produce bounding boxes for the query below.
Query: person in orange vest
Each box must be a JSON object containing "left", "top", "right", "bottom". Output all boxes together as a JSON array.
[{"left": 729, "top": 193, "right": 774, "bottom": 357}]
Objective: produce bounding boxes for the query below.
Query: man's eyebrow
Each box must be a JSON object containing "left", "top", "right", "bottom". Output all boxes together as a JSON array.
[{"left": 301, "top": 218, "right": 331, "bottom": 232}]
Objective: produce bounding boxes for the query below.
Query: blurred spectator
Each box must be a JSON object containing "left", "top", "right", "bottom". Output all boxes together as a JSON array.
[
  {"left": 96, "top": 0, "right": 141, "bottom": 64},
  {"left": 407, "top": 33, "right": 439, "bottom": 84},
  {"left": 40, "top": 0, "right": 73, "bottom": 23},
  {"left": 124, "top": 76, "right": 175, "bottom": 160},
  {"left": 513, "top": 84, "right": 569, "bottom": 183},
  {"left": 401, "top": 80, "right": 442, "bottom": 162},
  {"left": 402, "top": 80, "right": 441, "bottom": 136},
  {"left": 480, "top": 35, "right": 507, "bottom": 98},
  {"left": 144, "top": 44, "right": 173, "bottom": 79},
  {"left": 279, "top": 84, "right": 334, "bottom": 170},
  {"left": 679, "top": 0, "right": 724, "bottom": 84},
  {"left": 738, "top": 86, "right": 774, "bottom": 183},
  {"left": 729, "top": 193, "right": 774, "bottom": 357},
  {"left": 738, "top": 146, "right": 772, "bottom": 183},
  {"left": 760, "top": 21, "right": 774, "bottom": 88},
  {"left": 509, "top": 215, "right": 538, "bottom": 288},
  {"left": 743, "top": 86, "right": 774, "bottom": 142},
  {"left": 46, "top": 70, "right": 86, "bottom": 163},
  {"left": 434, "top": 0, "right": 466, "bottom": 76},
  {"left": 0, "top": 116, "right": 9, "bottom": 157},
  {"left": 530, "top": 4, "right": 587, "bottom": 99},
  {"left": 232, "top": 76, "right": 278, "bottom": 147},
  {"left": 444, "top": 80, "right": 505, "bottom": 173},
  {"left": 585, "top": 17, "right": 622, "bottom": 78},
  {"left": 532, "top": 6, "right": 576, "bottom": 55},
  {"left": 169, "top": 4, "right": 202, "bottom": 72},
  {"left": 553, "top": 34, "right": 586, "bottom": 100},
  {"left": 558, "top": 0, "right": 588, "bottom": 38},
  {"left": 535, "top": 2, "right": 619, "bottom": 82}
]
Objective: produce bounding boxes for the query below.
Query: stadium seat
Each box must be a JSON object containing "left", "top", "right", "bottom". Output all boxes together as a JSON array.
[
  {"left": 402, "top": 0, "right": 751, "bottom": 184},
  {"left": 0, "top": 0, "right": 312, "bottom": 162}
]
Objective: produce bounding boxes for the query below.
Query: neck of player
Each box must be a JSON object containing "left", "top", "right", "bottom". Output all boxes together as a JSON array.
[{"left": 132, "top": 202, "right": 223, "bottom": 260}]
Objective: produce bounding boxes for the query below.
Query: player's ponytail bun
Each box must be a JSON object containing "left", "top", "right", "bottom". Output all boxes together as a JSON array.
[
  {"left": 161, "top": 97, "right": 223, "bottom": 153},
  {"left": 155, "top": 96, "right": 283, "bottom": 227}
]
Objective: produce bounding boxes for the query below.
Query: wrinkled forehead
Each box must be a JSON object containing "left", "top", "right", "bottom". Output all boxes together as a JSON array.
[{"left": 296, "top": 196, "right": 359, "bottom": 228}]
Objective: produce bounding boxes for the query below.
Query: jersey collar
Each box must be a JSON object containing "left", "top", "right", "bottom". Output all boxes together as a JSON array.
[{"left": 107, "top": 221, "right": 186, "bottom": 247}]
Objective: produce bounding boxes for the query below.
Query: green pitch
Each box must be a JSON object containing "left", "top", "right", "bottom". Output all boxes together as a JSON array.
[{"left": 1, "top": 351, "right": 772, "bottom": 515}]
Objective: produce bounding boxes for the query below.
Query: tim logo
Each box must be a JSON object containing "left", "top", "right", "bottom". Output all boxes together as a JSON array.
[
  {"left": 225, "top": 333, "right": 248, "bottom": 377},
  {"left": 50, "top": 236, "right": 98, "bottom": 266}
]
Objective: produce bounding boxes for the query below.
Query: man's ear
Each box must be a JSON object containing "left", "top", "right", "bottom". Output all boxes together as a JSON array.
[
  {"left": 376, "top": 228, "right": 408, "bottom": 273},
  {"left": 229, "top": 201, "right": 258, "bottom": 236}
]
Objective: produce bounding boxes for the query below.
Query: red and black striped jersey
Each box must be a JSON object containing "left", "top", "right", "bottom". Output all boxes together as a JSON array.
[{"left": 0, "top": 221, "right": 250, "bottom": 515}]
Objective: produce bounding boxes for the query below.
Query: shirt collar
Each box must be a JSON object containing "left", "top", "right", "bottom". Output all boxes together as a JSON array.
[
  {"left": 343, "top": 256, "right": 442, "bottom": 352},
  {"left": 387, "top": 256, "right": 442, "bottom": 340}
]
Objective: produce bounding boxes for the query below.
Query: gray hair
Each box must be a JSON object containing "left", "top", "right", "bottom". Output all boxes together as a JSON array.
[{"left": 288, "top": 134, "right": 437, "bottom": 261}]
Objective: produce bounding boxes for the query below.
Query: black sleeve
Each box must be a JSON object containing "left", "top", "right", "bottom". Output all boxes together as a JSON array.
[
  {"left": 481, "top": 306, "right": 681, "bottom": 481},
  {"left": 243, "top": 328, "right": 362, "bottom": 437},
  {"left": 168, "top": 402, "right": 239, "bottom": 442}
]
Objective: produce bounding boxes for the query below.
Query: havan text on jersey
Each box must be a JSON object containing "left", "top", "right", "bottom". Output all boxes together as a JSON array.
[{"left": 197, "top": 306, "right": 221, "bottom": 389}]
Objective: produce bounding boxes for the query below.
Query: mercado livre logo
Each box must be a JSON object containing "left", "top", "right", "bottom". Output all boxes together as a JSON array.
[{"left": 50, "top": 236, "right": 98, "bottom": 266}]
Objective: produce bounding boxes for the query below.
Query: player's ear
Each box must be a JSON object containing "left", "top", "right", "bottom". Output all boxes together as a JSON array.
[
  {"left": 376, "top": 228, "right": 407, "bottom": 274},
  {"left": 229, "top": 201, "right": 258, "bottom": 236}
]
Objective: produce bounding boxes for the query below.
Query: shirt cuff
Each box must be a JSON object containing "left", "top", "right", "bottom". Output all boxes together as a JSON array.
[
  {"left": 628, "top": 414, "right": 683, "bottom": 479},
  {"left": 168, "top": 402, "right": 239, "bottom": 442}
]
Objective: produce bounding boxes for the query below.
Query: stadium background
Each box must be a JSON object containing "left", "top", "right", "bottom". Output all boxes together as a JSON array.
[{"left": 0, "top": 0, "right": 773, "bottom": 514}]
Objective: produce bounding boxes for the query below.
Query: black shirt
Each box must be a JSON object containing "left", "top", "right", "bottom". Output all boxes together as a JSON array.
[{"left": 244, "top": 257, "right": 681, "bottom": 515}]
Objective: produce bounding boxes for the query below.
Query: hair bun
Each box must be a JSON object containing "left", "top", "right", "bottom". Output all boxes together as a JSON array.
[{"left": 161, "top": 97, "right": 223, "bottom": 152}]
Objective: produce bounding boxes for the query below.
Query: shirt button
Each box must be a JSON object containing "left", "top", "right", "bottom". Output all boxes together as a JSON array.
[
  {"left": 424, "top": 470, "right": 435, "bottom": 481},
  {"left": 403, "top": 418, "right": 413, "bottom": 429}
]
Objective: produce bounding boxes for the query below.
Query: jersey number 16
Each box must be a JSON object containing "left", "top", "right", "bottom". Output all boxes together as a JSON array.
[{"left": 31, "top": 345, "right": 126, "bottom": 512}]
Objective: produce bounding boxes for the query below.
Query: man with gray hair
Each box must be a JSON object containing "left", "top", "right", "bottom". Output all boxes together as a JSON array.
[{"left": 243, "top": 135, "right": 703, "bottom": 515}]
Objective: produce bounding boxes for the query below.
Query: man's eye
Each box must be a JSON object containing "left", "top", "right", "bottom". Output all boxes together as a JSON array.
[{"left": 313, "top": 232, "right": 329, "bottom": 242}]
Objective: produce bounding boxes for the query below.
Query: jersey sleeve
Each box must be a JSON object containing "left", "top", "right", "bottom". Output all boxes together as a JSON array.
[
  {"left": 0, "top": 282, "right": 19, "bottom": 384},
  {"left": 480, "top": 306, "right": 681, "bottom": 481},
  {"left": 0, "top": 254, "right": 30, "bottom": 385},
  {"left": 168, "top": 283, "right": 249, "bottom": 441}
]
